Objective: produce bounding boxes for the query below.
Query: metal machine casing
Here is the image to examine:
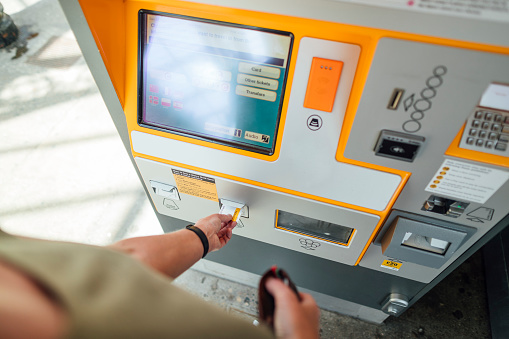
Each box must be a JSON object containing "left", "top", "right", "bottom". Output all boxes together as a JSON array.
[{"left": 61, "top": 0, "right": 509, "bottom": 322}]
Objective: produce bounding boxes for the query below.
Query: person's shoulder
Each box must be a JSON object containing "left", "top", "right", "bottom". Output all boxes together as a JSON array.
[
  {"left": 0, "top": 228, "right": 14, "bottom": 238},
  {"left": 0, "top": 261, "right": 68, "bottom": 339}
]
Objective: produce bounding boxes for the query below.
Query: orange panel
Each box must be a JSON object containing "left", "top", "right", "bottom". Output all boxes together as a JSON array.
[
  {"left": 78, "top": 0, "right": 126, "bottom": 106},
  {"left": 304, "top": 57, "right": 344, "bottom": 112}
]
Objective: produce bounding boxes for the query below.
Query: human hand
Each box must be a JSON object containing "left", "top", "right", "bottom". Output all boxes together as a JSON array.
[
  {"left": 265, "top": 278, "right": 320, "bottom": 339},
  {"left": 194, "top": 213, "right": 237, "bottom": 253}
]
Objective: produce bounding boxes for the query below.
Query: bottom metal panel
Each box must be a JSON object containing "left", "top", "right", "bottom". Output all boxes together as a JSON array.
[
  {"left": 156, "top": 212, "right": 425, "bottom": 313},
  {"left": 191, "top": 259, "right": 390, "bottom": 324}
]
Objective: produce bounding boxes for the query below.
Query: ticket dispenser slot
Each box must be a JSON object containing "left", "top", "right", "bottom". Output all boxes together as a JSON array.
[
  {"left": 380, "top": 213, "right": 475, "bottom": 269},
  {"left": 276, "top": 210, "right": 355, "bottom": 246}
]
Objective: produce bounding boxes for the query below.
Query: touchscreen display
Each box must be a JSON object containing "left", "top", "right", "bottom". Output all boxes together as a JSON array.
[{"left": 138, "top": 11, "right": 293, "bottom": 155}]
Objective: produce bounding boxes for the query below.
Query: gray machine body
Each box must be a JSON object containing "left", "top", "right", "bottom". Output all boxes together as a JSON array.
[{"left": 60, "top": 0, "right": 509, "bottom": 323}]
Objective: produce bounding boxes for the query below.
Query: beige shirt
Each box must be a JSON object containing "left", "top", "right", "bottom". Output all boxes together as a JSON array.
[{"left": 0, "top": 230, "right": 274, "bottom": 339}]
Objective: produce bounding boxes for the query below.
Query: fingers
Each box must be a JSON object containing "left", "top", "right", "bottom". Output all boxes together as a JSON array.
[
  {"left": 265, "top": 278, "right": 317, "bottom": 311},
  {"left": 198, "top": 213, "right": 232, "bottom": 227},
  {"left": 216, "top": 227, "right": 234, "bottom": 248},
  {"left": 196, "top": 214, "right": 232, "bottom": 235},
  {"left": 265, "top": 278, "right": 300, "bottom": 306},
  {"left": 217, "top": 213, "right": 234, "bottom": 224},
  {"left": 195, "top": 214, "right": 237, "bottom": 252},
  {"left": 225, "top": 220, "right": 237, "bottom": 231},
  {"left": 218, "top": 225, "right": 234, "bottom": 241},
  {"left": 220, "top": 220, "right": 237, "bottom": 229},
  {"left": 299, "top": 293, "right": 319, "bottom": 314},
  {"left": 265, "top": 277, "right": 291, "bottom": 295},
  {"left": 210, "top": 214, "right": 237, "bottom": 234},
  {"left": 217, "top": 220, "right": 236, "bottom": 235},
  {"left": 263, "top": 273, "right": 320, "bottom": 339},
  {"left": 301, "top": 294, "right": 321, "bottom": 329}
]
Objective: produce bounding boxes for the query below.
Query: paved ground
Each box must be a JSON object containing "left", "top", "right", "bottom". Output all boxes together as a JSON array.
[{"left": 0, "top": 0, "right": 491, "bottom": 337}]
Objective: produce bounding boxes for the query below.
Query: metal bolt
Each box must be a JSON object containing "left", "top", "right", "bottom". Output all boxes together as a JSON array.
[{"left": 387, "top": 305, "right": 399, "bottom": 314}]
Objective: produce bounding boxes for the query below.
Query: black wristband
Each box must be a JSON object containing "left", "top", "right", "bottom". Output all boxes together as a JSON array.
[{"left": 186, "top": 225, "right": 209, "bottom": 258}]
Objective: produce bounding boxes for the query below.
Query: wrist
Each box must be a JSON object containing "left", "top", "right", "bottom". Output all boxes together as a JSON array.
[{"left": 185, "top": 225, "right": 209, "bottom": 258}]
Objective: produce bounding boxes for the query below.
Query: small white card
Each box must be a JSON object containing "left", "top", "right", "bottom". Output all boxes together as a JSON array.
[
  {"left": 220, "top": 204, "right": 242, "bottom": 221},
  {"left": 479, "top": 83, "right": 509, "bottom": 111}
]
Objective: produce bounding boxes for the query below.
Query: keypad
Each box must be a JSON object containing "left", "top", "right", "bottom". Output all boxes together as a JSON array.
[{"left": 462, "top": 109, "right": 509, "bottom": 156}]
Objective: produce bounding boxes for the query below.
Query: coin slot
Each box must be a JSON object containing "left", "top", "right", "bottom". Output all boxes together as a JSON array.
[{"left": 387, "top": 88, "right": 405, "bottom": 110}]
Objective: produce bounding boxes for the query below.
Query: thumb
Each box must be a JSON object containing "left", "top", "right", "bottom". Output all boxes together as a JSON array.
[{"left": 265, "top": 278, "right": 300, "bottom": 306}]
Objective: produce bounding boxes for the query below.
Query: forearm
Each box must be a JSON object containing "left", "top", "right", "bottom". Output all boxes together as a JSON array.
[
  {"left": 108, "top": 214, "right": 235, "bottom": 279},
  {"left": 108, "top": 228, "right": 204, "bottom": 279}
]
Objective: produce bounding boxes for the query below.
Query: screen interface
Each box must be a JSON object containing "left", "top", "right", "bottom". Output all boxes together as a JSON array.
[{"left": 139, "top": 11, "right": 293, "bottom": 154}]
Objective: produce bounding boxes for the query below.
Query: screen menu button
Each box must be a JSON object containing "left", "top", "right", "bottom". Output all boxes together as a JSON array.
[
  {"left": 236, "top": 85, "right": 277, "bottom": 102},
  {"left": 238, "top": 62, "right": 281, "bottom": 79},
  {"left": 237, "top": 74, "right": 279, "bottom": 91}
]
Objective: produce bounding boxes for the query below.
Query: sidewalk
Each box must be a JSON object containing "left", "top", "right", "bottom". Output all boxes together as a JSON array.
[{"left": 0, "top": 0, "right": 161, "bottom": 244}]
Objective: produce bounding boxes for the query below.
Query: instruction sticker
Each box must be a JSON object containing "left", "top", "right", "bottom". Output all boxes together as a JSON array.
[
  {"left": 425, "top": 159, "right": 509, "bottom": 204},
  {"left": 381, "top": 259, "right": 403, "bottom": 271},
  {"left": 172, "top": 169, "right": 218, "bottom": 202}
]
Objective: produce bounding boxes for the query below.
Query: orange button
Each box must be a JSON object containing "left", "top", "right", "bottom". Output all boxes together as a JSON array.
[{"left": 303, "top": 57, "right": 344, "bottom": 112}]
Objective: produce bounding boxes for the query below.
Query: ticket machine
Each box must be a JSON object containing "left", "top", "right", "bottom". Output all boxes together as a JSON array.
[{"left": 60, "top": 0, "right": 509, "bottom": 323}]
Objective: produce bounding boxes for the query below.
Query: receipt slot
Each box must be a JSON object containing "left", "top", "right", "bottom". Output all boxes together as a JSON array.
[{"left": 60, "top": 0, "right": 509, "bottom": 324}]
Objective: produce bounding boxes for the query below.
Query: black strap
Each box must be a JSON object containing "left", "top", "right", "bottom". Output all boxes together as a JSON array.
[{"left": 186, "top": 225, "right": 209, "bottom": 258}]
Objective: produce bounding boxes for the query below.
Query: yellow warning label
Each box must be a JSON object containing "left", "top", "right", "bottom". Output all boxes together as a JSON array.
[
  {"left": 381, "top": 260, "right": 402, "bottom": 271},
  {"left": 172, "top": 169, "right": 218, "bottom": 202}
]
